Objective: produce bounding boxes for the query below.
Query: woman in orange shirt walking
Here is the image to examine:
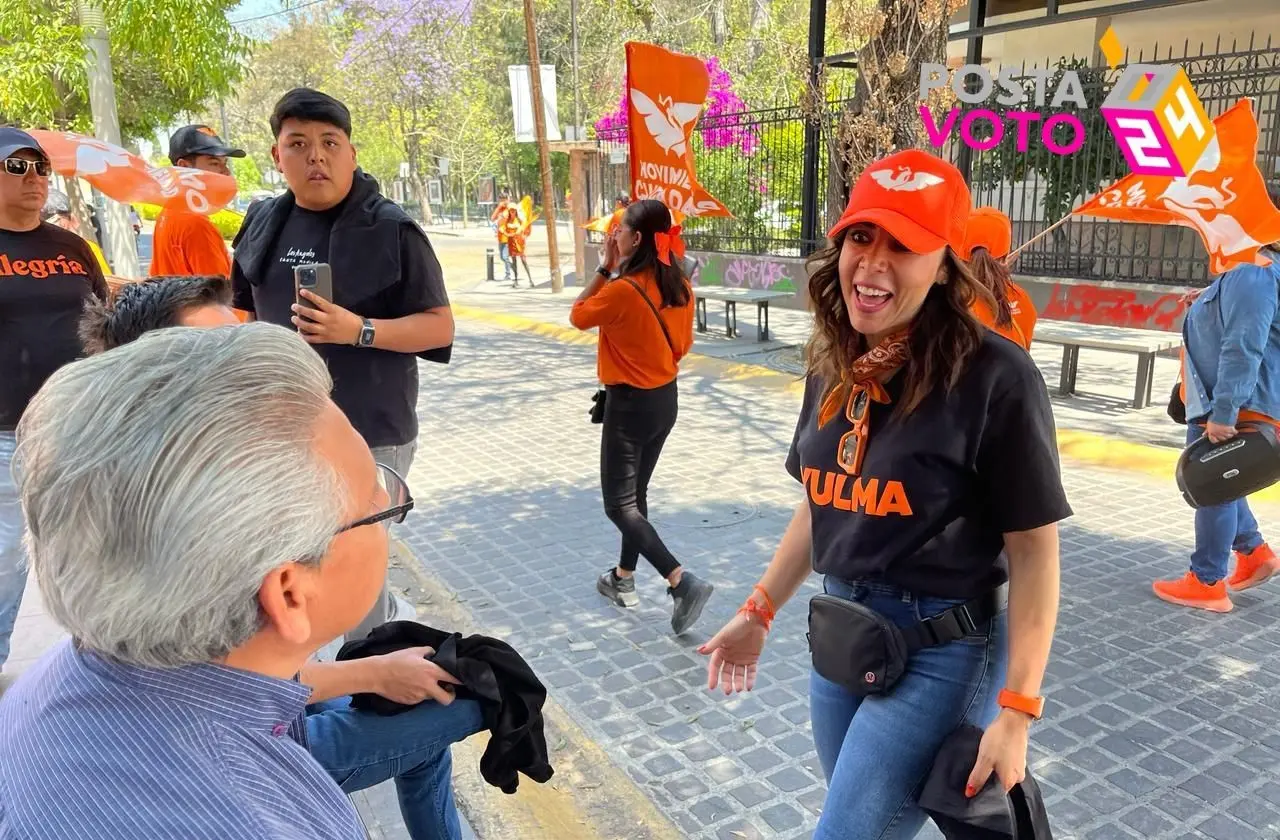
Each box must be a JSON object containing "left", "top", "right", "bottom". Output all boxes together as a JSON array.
[
  {"left": 570, "top": 199, "right": 714, "bottom": 634},
  {"left": 963, "top": 207, "right": 1037, "bottom": 350}
]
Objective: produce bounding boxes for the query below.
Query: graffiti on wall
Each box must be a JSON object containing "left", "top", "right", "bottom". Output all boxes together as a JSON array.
[
  {"left": 688, "top": 251, "right": 800, "bottom": 294},
  {"left": 1039, "top": 282, "right": 1187, "bottom": 332},
  {"left": 680, "top": 251, "right": 1193, "bottom": 332}
]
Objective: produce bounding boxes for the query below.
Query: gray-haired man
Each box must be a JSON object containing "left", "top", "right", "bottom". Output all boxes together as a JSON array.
[{"left": 0, "top": 324, "right": 480, "bottom": 839}]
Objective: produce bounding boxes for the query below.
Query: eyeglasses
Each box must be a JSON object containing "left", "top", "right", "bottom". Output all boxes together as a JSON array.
[
  {"left": 3, "top": 158, "right": 52, "bottom": 178},
  {"left": 337, "top": 463, "right": 414, "bottom": 534}
]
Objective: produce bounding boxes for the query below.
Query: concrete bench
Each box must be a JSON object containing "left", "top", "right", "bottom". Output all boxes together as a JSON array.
[
  {"left": 1032, "top": 322, "right": 1180, "bottom": 410},
  {"left": 694, "top": 288, "right": 791, "bottom": 341}
]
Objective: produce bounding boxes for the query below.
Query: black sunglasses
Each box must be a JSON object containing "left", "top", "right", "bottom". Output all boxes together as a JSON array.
[
  {"left": 338, "top": 463, "right": 414, "bottom": 534},
  {"left": 4, "top": 157, "right": 52, "bottom": 177}
]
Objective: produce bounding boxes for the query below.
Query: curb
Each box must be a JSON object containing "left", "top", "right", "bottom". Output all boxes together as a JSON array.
[
  {"left": 451, "top": 303, "right": 1280, "bottom": 506},
  {"left": 387, "top": 541, "right": 684, "bottom": 840}
]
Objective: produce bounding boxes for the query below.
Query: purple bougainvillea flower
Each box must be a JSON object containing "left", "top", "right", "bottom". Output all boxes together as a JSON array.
[{"left": 593, "top": 57, "right": 758, "bottom": 155}]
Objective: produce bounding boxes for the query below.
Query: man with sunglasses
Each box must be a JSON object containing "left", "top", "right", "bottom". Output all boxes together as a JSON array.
[
  {"left": 73, "top": 273, "right": 483, "bottom": 840},
  {"left": 0, "top": 126, "right": 107, "bottom": 683}
]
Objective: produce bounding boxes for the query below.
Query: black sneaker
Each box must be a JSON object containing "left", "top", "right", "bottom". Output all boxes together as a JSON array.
[
  {"left": 597, "top": 569, "right": 638, "bottom": 607},
  {"left": 669, "top": 572, "right": 714, "bottom": 635}
]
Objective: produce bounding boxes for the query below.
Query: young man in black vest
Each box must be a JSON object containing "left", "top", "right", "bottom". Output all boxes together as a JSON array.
[{"left": 231, "top": 89, "right": 454, "bottom": 639}]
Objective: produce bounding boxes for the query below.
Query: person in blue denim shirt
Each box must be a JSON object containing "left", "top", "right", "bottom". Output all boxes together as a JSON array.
[
  {"left": 1154, "top": 247, "right": 1280, "bottom": 612},
  {"left": 699, "top": 152, "right": 1071, "bottom": 840}
]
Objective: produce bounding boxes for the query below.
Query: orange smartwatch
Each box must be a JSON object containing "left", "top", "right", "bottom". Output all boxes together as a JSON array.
[{"left": 997, "top": 688, "right": 1045, "bottom": 721}]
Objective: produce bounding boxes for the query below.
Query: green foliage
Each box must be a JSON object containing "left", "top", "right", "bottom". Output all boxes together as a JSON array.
[
  {"left": 209, "top": 208, "right": 244, "bottom": 240},
  {"left": 971, "top": 58, "right": 1130, "bottom": 222},
  {"left": 230, "top": 157, "right": 265, "bottom": 192},
  {"left": 685, "top": 116, "right": 807, "bottom": 251},
  {"left": 137, "top": 203, "right": 243, "bottom": 240},
  {"left": 0, "top": 0, "right": 249, "bottom": 141}
]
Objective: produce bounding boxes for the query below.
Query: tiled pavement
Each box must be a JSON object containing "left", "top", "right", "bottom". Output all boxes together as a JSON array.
[
  {"left": 6, "top": 289, "right": 1275, "bottom": 840},
  {"left": 452, "top": 280, "right": 1189, "bottom": 451},
  {"left": 391, "top": 312, "right": 1280, "bottom": 840}
]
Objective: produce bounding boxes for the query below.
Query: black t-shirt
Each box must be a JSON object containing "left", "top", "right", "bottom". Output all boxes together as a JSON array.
[
  {"left": 0, "top": 223, "right": 108, "bottom": 429},
  {"left": 231, "top": 203, "right": 449, "bottom": 448},
  {"left": 786, "top": 333, "right": 1072, "bottom": 599}
]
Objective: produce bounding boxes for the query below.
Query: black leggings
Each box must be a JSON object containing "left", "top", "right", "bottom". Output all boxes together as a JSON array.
[{"left": 600, "top": 380, "right": 680, "bottom": 578}]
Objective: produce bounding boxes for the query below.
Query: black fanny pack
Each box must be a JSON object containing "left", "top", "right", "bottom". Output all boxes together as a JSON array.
[{"left": 807, "top": 584, "right": 1007, "bottom": 697}]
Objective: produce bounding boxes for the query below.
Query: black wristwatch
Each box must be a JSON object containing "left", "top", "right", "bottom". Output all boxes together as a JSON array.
[
  {"left": 596, "top": 265, "right": 612, "bottom": 278},
  {"left": 356, "top": 318, "right": 375, "bottom": 347}
]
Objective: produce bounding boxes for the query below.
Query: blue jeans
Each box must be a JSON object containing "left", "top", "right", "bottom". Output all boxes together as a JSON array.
[
  {"left": 306, "top": 694, "right": 484, "bottom": 840},
  {"left": 498, "top": 243, "right": 513, "bottom": 279},
  {"left": 809, "top": 578, "right": 1009, "bottom": 840},
  {"left": 347, "top": 441, "right": 418, "bottom": 643},
  {"left": 0, "top": 431, "right": 27, "bottom": 669},
  {"left": 1186, "top": 424, "right": 1265, "bottom": 584}
]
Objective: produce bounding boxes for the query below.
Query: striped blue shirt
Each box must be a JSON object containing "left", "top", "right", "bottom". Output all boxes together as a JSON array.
[{"left": 0, "top": 639, "right": 364, "bottom": 839}]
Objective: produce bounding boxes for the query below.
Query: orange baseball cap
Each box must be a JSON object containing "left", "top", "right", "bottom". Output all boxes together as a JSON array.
[
  {"left": 962, "top": 206, "right": 1012, "bottom": 259},
  {"left": 827, "top": 149, "right": 971, "bottom": 255}
]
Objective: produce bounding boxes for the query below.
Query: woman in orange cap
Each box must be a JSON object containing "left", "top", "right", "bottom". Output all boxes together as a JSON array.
[
  {"left": 698, "top": 150, "right": 1069, "bottom": 838},
  {"left": 964, "top": 207, "right": 1037, "bottom": 349}
]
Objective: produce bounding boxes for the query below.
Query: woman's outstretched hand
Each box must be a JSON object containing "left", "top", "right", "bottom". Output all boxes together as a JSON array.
[{"left": 698, "top": 613, "right": 768, "bottom": 695}]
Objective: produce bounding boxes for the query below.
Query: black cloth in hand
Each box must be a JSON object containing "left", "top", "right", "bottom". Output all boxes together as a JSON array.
[
  {"left": 918, "top": 724, "right": 1053, "bottom": 839},
  {"left": 336, "top": 621, "right": 554, "bottom": 794}
]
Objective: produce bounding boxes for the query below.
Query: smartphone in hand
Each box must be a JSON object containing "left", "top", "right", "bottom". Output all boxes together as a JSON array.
[{"left": 294, "top": 263, "right": 333, "bottom": 310}]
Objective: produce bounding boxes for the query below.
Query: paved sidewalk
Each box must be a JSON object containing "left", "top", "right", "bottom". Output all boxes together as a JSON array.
[
  {"left": 391, "top": 312, "right": 1280, "bottom": 840},
  {"left": 452, "top": 279, "right": 1187, "bottom": 452}
]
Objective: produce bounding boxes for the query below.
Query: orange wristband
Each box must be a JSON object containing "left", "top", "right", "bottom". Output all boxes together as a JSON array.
[
  {"left": 737, "top": 599, "right": 773, "bottom": 631},
  {"left": 752, "top": 584, "right": 777, "bottom": 616},
  {"left": 997, "top": 688, "right": 1045, "bottom": 720},
  {"left": 738, "top": 585, "right": 777, "bottom": 631}
]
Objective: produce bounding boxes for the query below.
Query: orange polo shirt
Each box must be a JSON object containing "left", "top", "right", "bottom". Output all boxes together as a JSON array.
[
  {"left": 150, "top": 207, "right": 232, "bottom": 279},
  {"left": 570, "top": 268, "right": 695, "bottom": 388},
  {"left": 973, "top": 281, "right": 1037, "bottom": 350}
]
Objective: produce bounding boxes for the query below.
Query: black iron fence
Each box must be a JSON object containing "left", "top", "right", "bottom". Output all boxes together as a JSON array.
[
  {"left": 590, "top": 97, "right": 848, "bottom": 256},
  {"left": 585, "top": 33, "right": 1279, "bottom": 286},
  {"left": 953, "top": 34, "right": 1280, "bottom": 286}
]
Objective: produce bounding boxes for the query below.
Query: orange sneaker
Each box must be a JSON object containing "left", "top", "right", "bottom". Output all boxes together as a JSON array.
[
  {"left": 1228, "top": 544, "right": 1280, "bottom": 592},
  {"left": 1152, "top": 571, "right": 1234, "bottom": 612}
]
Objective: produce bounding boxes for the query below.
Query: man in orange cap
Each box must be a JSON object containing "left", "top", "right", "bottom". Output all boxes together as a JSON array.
[{"left": 150, "top": 125, "right": 244, "bottom": 280}]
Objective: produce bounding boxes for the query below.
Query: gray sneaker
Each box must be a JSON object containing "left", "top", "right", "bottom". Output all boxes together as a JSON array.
[
  {"left": 669, "top": 572, "right": 714, "bottom": 635},
  {"left": 598, "top": 569, "right": 639, "bottom": 607}
]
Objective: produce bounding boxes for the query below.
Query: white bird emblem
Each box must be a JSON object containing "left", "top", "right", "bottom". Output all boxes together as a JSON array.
[
  {"left": 631, "top": 89, "right": 703, "bottom": 157},
  {"left": 73, "top": 139, "right": 130, "bottom": 176},
  {"left": 870, "top": 167, "right": 945, "bottom": 192}
]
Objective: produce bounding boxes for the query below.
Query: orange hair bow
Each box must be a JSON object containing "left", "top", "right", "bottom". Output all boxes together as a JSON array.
[{"left": 655, "top": 225, "right": 686, "bottom": 266}]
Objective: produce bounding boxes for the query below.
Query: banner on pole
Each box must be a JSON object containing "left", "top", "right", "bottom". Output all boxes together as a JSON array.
[
  {"left": 1073, "top": 99, "right": 1280, "bottom": 274},
  {"left": 508, "top": 65, "right": 562, "bottom": 143},
  {"left": 624, "top": 42, "right": 729, "bottom": 218}
]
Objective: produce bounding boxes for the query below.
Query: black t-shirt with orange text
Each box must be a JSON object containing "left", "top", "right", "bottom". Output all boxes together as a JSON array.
[
  {"left": 786, "top": 332, "right": 1072, "bottom": 600},
  {"left": 0, "top": 223, "right": 108, "bottom": 429}
]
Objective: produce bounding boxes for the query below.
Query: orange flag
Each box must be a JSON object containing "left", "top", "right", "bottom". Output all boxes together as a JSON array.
[
  {"left": 625, "top": 42, "right": 730, "bottom": 219},
  {"left": 31, "top": 130, "right": 237, "bottom": 215},
  {"left": 1073, "top": 99, "right": 1280, "bottom": 274}
]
